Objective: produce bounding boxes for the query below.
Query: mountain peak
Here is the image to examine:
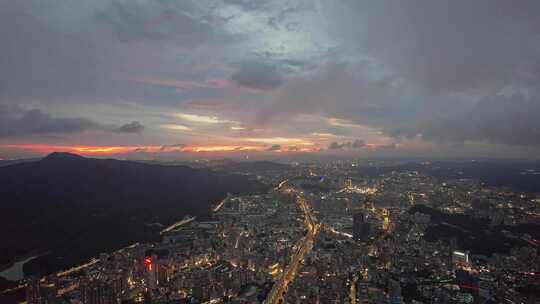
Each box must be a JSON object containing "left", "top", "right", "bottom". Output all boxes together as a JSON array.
[{"left": 43, "top": 152, "right": 85, "bottom": 161}]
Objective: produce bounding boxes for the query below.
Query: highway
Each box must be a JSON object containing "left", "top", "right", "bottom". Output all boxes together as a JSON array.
[
  {"left": 265, "top": 183, "right": 320, "bottom": 304},
  {"left": 160, "top": 215, "right": 196, "bottom": 235},
  {"left": 56, "top": 258, "right": 100, "bottom": 277},
  {"left": 212, "top": 198, "right": 227, "bottom": 213}
]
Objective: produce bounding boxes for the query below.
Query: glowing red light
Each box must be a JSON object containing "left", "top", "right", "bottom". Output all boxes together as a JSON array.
[{"left": 144, "top": 257, "right": 152, "bottom": 266}]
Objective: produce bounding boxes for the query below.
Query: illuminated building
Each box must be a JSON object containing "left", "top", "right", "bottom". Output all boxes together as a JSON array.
[
  {"left": 80, "top": 278, "right": 117, "bottom": 304},
  {"left": 144, "top": 256, "right": 157, "bottom": 290},
  {"left": 452, "top": 250, "right": 470, "bottom": 269},
  {"left": 346, "top": 178, "right": 353, "bottom": 188},
  {"left": 382, "top": 208, "right": 390, "bottom": 231},
  {"left": 26, "top": 276, "right": 41, "bottom": 304}
]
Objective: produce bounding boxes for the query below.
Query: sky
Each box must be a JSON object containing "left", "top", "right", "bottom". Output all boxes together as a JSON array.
[{"left": 1, "top": 0, "right": 540, "bottom": 160}]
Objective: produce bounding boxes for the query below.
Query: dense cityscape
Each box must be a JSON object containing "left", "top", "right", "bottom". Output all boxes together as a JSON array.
[
  {"left": 5, "top": 160, "right": 538, "bottom": 304},
  {"left": 2, "top": 1, "right": 540, "bottom": 303}
]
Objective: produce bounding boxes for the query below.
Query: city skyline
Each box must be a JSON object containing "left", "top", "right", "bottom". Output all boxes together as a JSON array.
[
  {"left": 2, "top": 154, "right": 538, "bottom": 303},
  {"left": 2, "top": 1, "right": 540, "bottom": 159},
  {"left": 2, "top": 3, "right": 540, "bottom": 302}
]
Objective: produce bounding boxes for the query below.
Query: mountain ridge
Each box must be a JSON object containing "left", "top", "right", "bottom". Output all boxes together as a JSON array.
[{"left": 0, "top": 153, "right": 266, "bottom": 277}]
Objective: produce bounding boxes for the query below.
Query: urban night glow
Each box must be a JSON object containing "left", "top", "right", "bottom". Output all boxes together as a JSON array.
[{"left": 1, "top": 1, "right": 540, "bottom": 304}]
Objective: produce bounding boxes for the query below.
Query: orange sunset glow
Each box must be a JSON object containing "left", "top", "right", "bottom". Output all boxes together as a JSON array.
[{"left": 0, "top": 144, "right": 325, "bottom": 156}]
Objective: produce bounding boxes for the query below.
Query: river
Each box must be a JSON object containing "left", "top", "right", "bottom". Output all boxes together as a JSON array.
[{"left": 0, "top": 255, "right": 41, "bottom": 281}]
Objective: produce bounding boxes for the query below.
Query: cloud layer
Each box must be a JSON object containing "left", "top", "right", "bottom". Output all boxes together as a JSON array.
[
  {"left": 0, "top": 105, "right": 98, "bottom": 138},
  {"left": 2, "top": 1, "right": 540, "bottom": 158},
  {"left": 229, "top": 61, "right": 285, "bottom": 91},
  {"left": 0, "top": 105, "right": 144, "bottom": 138},
  {"left": 114, "top": 121, "right": 145, "bottom": 134}
]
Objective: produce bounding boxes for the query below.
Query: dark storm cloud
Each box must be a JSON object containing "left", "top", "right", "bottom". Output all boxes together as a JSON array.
[
  {"left": 265, "top": 61, "right": 402, "bottom": 128},
  {"left": 273, "top": 58, "right": 540, "bottom": 147},
  {"left": 264, "top": 0, "right": 540, "bottom": 148},
  {"left": 352, "top": 139, "right": 366, "bottom": 149},
  {"left": 266, "top": 144, "right": 281, "bottom": 151},
  {"left": 334, "top": 0, "right": 540, "bottom": 92},
  {"left": 3, "top": 0, "right": 540, "bottom": 156},
  {"left": 328, "top": 139, "right": 365, "bottom": 150},
  {"left": 114, "top": 121, "right": 144, "bottom": 133},
  {"left": 397, "top": 94, "right": 540, "bottom": 147},
  {"left": 0, "top": 105, "right": 99, "bottom": 138},
  {"left": 0, "top": 105, "right": 144, "bottom": 138},
  {"left": 0, "top": 1, "right": 226, "bottom": 106},
  {"left": 229, "top": 61, "right": 285, "bottom": 91},
  {"left": 159, "top": 143, "right": 186, "bottom": 152},
  {"left": 328, "top": 142, "right": 349, "bottom": 150}
]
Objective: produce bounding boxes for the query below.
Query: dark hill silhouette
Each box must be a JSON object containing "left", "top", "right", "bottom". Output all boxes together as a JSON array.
[{"left": 0, "top": 153, "right": 266, "bottom": 277}]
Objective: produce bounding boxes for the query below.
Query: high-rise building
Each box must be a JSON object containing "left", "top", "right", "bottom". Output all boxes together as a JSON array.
[
  {"left": 26, "top": 276, "right": 41, "bottom": 304},
  {"left": 388, "top": 279, "right": 403, "bottom": 304},
  {"left": 353, "top": 212, "right": 370, "bottom": 241},
  {"left": 452, "top": 250, "right": 470, "bottom": 269},
  {"left": 80, "top": 277, "right": 118, "bottom": 304},
  {"left": 346, "top": 178, "right": 353, "bottom": 188}
]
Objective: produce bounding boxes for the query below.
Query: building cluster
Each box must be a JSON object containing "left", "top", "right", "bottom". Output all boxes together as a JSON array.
[{"left": 22, "top": 160, "right": 539, "bottom": 303}]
